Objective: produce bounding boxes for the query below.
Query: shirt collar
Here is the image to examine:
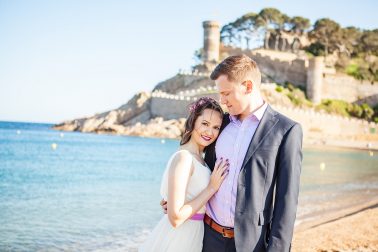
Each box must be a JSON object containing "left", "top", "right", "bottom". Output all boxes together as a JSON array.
[{"left": 229, "top": 101, "right": 268, "bottom": 124}]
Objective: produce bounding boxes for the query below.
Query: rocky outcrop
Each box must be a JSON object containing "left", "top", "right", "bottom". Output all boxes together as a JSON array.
[
  {"left": 52, "top": 80, "right": 295, "bottom": 139},
  {"left": 153, "top": 74, "right": 212, "bottom": 94},
  {"left": 53, "top": 91, "right": 151, "bottom": 134},
  {"left": 53, "top": 74, "right": 218, "bottom": 138},
  {"left": 122, "top": 117, "right": 186, "bottom": 139}
]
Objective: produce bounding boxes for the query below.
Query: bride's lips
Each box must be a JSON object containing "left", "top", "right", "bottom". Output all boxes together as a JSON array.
[{"left": 201, "top": 135, "right": 212, "bottom": 141}]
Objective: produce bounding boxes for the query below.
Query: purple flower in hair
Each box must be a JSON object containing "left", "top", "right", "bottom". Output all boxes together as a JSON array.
[{"left": 189, "top": 96, "right": 216, "bottom": 113}]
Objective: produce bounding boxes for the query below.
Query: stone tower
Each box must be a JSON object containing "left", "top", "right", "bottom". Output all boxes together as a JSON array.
[
  {"left": 307, "top": 56, "right": 324, "bottom": 104},
  {"left": 202, "top": 21, "right": 220, "bottom": 65}
]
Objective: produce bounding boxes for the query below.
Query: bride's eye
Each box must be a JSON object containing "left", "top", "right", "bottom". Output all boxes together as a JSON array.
[{"left": 202, "top": 122, "right": 209, "bottom": 126}]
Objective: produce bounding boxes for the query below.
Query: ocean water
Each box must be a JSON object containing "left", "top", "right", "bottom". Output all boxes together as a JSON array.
[{"left": 1, "top": 121, "right": 377, "bottom": 251}]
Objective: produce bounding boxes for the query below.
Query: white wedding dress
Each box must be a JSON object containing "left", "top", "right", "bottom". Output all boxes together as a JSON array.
[{"left": 139, "top": 150, "right": 211, "bottom": 252}]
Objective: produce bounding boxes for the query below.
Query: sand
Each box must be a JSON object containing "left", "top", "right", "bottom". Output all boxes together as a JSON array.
[{"left": 292, "top": 203, "right": 378, "bottom": 252}]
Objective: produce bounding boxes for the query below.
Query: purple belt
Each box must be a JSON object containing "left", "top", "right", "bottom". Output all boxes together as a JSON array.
[{"left": 190, "top": 213, "right": 205, "bottom": 221}]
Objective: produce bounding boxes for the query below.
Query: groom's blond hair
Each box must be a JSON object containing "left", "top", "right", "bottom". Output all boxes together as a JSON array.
[{"left": 210, "top": 54, "right": 261, "bottom": 86}]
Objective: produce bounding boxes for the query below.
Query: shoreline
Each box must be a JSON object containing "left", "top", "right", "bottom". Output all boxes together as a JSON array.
[
  {"left": 303, "top": 139, "right": 378, "bottom": 151},
  {"left": 51, "top": 126, "right": 378, "bottom": 152},
  {"left": 293, "top": 199, "right": 378, "bottom": 251},
  {"left": 294, "top": 197, "right": 378, "bottom": 232}
]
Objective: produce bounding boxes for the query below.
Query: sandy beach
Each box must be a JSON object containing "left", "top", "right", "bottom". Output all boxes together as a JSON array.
[{"left": 292, "top": 199, "right": 378, "bottom": 251}]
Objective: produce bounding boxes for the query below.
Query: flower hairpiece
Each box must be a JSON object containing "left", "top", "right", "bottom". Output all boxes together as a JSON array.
[{"left": 189, "top": 96, "right": 215, "bottom": 113}]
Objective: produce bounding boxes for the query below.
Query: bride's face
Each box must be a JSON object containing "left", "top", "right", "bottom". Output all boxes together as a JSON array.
[{"left": 191, "top": 108, "right": 222, "bottom": 147}]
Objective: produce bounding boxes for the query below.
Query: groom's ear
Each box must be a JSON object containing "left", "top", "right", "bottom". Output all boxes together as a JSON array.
[{"left": 242, "top": 80, "right": 253, "bottom": 94}]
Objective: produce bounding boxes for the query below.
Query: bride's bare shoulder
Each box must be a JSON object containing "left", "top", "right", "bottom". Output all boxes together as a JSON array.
[{"left": 168, "top": 149, "right": 193, "bottom": 174}]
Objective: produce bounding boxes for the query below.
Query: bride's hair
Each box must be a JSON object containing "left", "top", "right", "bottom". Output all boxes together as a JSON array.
[{"left": 180, "top": 96, "right": 224, "bottom": 146}]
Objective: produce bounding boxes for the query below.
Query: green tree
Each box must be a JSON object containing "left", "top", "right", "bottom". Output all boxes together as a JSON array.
[
  {"left": 289, "top": 16, "right": 311, "bottom": 35},
  {"left": 234, "top": 13, "right": 262, "bottom": 48},
  {"left": 340, "top": 27, "right": 362, "bottom": 57},
  {"left": 273, "top": 13, "right": 291, "bottom": 50},
  {"left": 220, "top": 23, "right": 239, "bottom": 46},
  {"left": 360, "top": 29, "right": 378, "bottom": 56},
  {"left": 309, "top": 18, "right": 342, "bottom": 57},
  {"left": 257, "top": 8, "right": 284, "bottom": 49}
]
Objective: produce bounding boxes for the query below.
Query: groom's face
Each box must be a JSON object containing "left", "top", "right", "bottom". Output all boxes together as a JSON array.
[{"left": 215, "top": 74, "right": 250, "bottom": 116}]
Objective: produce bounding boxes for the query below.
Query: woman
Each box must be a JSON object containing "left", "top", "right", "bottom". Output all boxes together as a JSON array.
[{"left": 139, "top": 97, "right": 229, "bottom": 252}]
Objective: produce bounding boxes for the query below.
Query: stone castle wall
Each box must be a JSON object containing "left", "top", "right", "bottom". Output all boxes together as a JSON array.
[
  {"left": 148, "top": 89, "right": 377, "bottom": 143},
  {"left": 273, "top": 105, "right": 377, "bottom": 140},
  {"left": 220, "top": 46, "right": 378, "bottom": 106},
  {"left": 150, "top": 89, "right": 218, "bottom": 119},
  {"left": 250, "top": 52, "right": 307, "bottom": 87},
  {"left": 221, "top": 46, "right": 308, "bottom": 87},
  {"left": 322, "top": 74, "right": 378, "bottom": 104}
]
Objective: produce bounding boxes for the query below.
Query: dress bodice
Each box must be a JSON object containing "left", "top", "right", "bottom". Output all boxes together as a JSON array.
[{"left": 160, "top": 150, "right": 211, "bottom": 214}]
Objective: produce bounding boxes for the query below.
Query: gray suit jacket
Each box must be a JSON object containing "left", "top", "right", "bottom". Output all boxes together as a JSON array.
[{"left": 204, "top": 105, "right": 303, "bottom": 252}]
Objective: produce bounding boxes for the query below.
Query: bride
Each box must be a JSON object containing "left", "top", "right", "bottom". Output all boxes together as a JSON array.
[{"left": 139, "top": 97, "right": 229, "bottom": 252}]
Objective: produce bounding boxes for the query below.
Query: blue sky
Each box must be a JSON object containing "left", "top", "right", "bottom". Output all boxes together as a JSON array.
[{"left": 1, "top": 0, "right": 377, "bottom": 123}]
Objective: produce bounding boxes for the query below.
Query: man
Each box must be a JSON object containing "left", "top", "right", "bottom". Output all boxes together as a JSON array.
[{"left": 163, "top": 54, "right": 303, "bottom": 252}]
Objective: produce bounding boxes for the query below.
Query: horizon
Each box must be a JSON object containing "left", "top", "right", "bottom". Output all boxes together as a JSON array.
[{"left": 1, "top": 0, "right": 377, "bottom": 124}]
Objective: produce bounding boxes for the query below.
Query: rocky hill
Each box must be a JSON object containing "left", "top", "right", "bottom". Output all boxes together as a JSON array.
[{"left": 53, "top": 73, "right": 293, "bottom": 138}]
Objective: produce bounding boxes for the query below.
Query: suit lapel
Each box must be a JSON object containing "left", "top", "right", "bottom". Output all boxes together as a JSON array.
[{"left": 241, "top": 105, "right": 279, "bottom": 169}]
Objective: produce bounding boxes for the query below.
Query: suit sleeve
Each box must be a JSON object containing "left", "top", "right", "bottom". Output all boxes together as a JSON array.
[{"left": 267, "top": 123, "right": 303, "bottom": 252}]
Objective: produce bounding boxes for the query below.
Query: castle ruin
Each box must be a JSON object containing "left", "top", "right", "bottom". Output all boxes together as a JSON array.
[{"left": 200, "top": 21, "right": 378, "bottom": 106}]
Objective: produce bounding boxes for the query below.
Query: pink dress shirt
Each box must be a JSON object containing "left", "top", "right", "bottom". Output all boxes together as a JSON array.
[{"left": 205, "top": 102, "right": 268, "bottom": 227}]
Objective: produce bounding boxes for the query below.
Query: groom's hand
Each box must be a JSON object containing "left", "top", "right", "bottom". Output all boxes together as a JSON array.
[{"left": 160, "top": 199, "right": 167, "bottom": 214}]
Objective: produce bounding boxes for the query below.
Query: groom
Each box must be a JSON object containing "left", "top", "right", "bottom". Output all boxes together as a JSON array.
[{"left": 164, "top": 54, "right": 303, "bottom": 252}]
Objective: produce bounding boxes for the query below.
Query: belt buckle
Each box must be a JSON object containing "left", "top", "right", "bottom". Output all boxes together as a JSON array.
[
  {"left": 221, "top": 228, "right": 226, "bottom": 237},
  {"left": 221, "top": 227, "right": 231, "bottom": 238}
]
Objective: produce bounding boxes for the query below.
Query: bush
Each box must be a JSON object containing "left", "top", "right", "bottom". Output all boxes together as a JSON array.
[
  {"left": 278, "top": 83, "right": 313, "bottom": 107},
  {"left": 360, "top": 103, "right": 374, "bottom": 120},
  {"left": 347, "top": 103, "right": 363, "bottom": 118},
  {"left": 317, "top": 99, "right": 350, "bottom": 117},
  {"left": 284, "top": 82, "right": 295, "bottom": 91},
  {"left": 275, "top": 86, "right": 283, "bottom": 92},
  {"left": 287, "top": 93, "right": 301, "bottom": 106},
  {"left": 345, "top": 61, "right": 378, "bottom": 83},
  {"left": 305, "top": 42, "right": 325, "bottom": 56},
  {"left": 317, "top": 100, "right": 375, "bottom": 121},
  {"left": 346, "top": 64, "right": 359, "bottom": 76}
]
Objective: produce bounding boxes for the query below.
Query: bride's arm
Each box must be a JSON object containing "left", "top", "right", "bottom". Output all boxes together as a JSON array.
[{"left": 167, "top": 152, "right": 228, "bottom": 228}]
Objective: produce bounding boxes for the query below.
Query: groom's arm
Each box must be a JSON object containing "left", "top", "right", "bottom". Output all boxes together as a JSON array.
[{"left": 267, "top": 123, "right": 303, "bottom": 252}]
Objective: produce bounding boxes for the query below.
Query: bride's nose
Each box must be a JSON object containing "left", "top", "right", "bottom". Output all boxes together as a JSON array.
[{"left": 205, "top": 127, "right": 214, "bottom": 137}]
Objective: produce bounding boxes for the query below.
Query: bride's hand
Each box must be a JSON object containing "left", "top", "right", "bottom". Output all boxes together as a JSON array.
[
  {"left": 160, "top": 199, "right": 168, "bottom": 214},
  {"left": 208, "top": 158, "right": 229, "bottom": 191}
]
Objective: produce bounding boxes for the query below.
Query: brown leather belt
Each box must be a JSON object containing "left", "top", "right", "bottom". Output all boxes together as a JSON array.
[{"left": 204, "top": 214, "right": 234, "bottom": 238}]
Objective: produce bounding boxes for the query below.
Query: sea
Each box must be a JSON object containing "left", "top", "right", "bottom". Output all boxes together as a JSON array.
[{"left": 1, "top": 121, "right": 377, "bottom": 251}]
